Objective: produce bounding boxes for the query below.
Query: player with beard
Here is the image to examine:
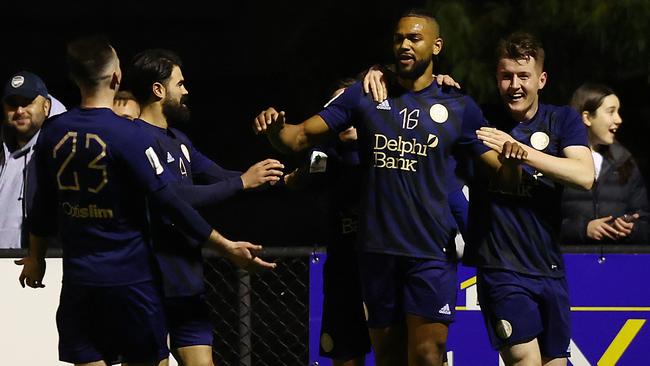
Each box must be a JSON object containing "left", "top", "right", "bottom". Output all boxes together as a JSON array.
[
  {"left": 253, "top": 9, "right": 528, "bottom": 366},
  {"left": 127, "top": 49, "right": 283, "bottom": 366},
  {"left": 18, "top": 35, "right": 275, "bottom": 366}
]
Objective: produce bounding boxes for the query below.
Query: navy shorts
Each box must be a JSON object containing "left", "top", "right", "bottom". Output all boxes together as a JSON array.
[
  {"left": 319, "top": 245, "right": 371, "bottom": 360},
  {"left": 164, "top": 295, "right": 214, "bottom": 349},
  {"left": 358, "top": 252, "right": 457, "bottom": 328},
  {"left": 57, "top": 281, "right": 168, "bottom": 365},
  {"left": 477, "top": 269, "right": 571, "bottom": 358}
]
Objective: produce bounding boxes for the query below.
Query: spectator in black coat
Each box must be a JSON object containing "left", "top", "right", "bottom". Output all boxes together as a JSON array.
[{"left": 561, "top": 83, "right": 649, "bottom": 244}]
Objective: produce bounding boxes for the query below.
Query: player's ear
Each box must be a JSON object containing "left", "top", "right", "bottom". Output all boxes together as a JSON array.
[{"left": 152, "top": 82, "right": 165, "bottom": 100}]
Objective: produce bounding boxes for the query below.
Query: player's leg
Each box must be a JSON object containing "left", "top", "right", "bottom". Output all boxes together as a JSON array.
[
  {"left": 332, "top": 358, "right": 365, "bottom": 366},
  {"left": 500, "top": 339, "right": 542, "bottom": 366},
  {"left": 403, "top": 259, "right": 456, "bottom": 366},
  {"left": 542, "top": 357, "right": 567, "bottom": 366},
  {"left": 368, "top": 322, "right": 408, "bottom": 366},
  {"left": 406, "top": 315, "right": 448, "bottom": 366},
  {"left": 57, "top": 284, "right": 114, "bottom": 366},
  {"left": 112, "top": 282, "right": 169, "bottom": 366},
  {"left": 359, "top": 252, "right": 407, "bottom": 365},
  {"left": 477, "top": 269, "right": 545, "bottom": 366},
  {"left": 165, "top": 295, "right": 215, "bottom": 366},
  {"left": 320, "top": 244, "right": 371, "bottom": 365},
  {"left": 538, "top": 277, "right": 571, "bottom": 366},
  {"left": 172, "top": 346, "right": 213, "bottom": 366}
]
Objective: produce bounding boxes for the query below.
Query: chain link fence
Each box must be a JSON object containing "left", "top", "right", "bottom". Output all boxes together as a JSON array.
[{"left": 203, "top": 247, "right": 320, "bottom": 366}]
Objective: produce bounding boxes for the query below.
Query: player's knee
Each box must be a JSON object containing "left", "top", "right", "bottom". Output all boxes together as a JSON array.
[
  {"left": 412, "top": 340, "right": 445, "bottom": 366},
  {"left": 183, "top": 358, "right": 213, "bottom": 366}
]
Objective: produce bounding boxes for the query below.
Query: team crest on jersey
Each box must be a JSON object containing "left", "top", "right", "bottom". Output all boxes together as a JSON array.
[
  {"left": 495, "top": 319, "right": 513, "bottom": 339},
  {"left": 429, "top": 104, "right": 448, "bottom": 123},
  {"left": 530, "top": 132, "right": 550, "bottom": 150},
  {"left": 180, "top": 144, "right": 191, "bottom": 162}
]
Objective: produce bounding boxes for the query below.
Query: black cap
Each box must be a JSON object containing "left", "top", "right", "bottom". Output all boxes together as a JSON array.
[{"left": 3, "top": 71, "right": 49, "bottom": 102}]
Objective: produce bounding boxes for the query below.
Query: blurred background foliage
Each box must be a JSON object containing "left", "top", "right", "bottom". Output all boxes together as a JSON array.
[{"left": 428, "top": 0, "right": 650, "bottom": 105}]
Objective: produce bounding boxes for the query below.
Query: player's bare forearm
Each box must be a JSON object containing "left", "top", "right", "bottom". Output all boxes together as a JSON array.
[
  {"left": 267, "top": 123, "right": 309, "bottom": 154},
  {"left": 28, "top": 234, "right": 48, "bottom": 260},
  {"left": 255, "top": 108, "right": 332, "bottom": 154},
  {"left": 522, "top": 146, "right": 594, "bottom": 190},
  {"left": 477, "top": 127, "right": 593, "bottom": 190}
]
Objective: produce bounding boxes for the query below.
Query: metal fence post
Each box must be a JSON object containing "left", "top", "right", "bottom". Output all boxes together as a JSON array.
[{"left": 238, "top": 268, "right": 252, "bottom": 366}]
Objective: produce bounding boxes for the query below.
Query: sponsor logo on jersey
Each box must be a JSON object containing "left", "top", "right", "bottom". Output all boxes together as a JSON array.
[
  {"left": 376, "top": 100, "right": 391, "bottom": 110},
  {"left": 438, "top": 304, "right": 452, "bottom": 315}
]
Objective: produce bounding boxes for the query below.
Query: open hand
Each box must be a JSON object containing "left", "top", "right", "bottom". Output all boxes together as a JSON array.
[
  {"left": 223, "top": 241, "right": 277, "bottom": 272},
  {"left": 15, "top": 257, "right": 46, "bottom": 288},
  {"left": 253, "top": 108, "right": 285, "bottom": 135},
  {"left": 241, "top": 159, "right": 284, "bottom": 189}
]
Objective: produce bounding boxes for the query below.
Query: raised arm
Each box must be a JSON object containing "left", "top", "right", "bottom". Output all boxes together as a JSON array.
[
  {"left": 477, "top": 142, "right": 528, "bottom": 193},
  {"left": 477, "top": 127, "right": 594, "bottom": 190},
  {"left": 253, "top": 108, "right": 331, "bottom": 153}
]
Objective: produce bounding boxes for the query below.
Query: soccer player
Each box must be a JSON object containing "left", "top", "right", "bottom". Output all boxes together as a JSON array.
[
  {"left": 281, "top": 78, "right": 370, "bottom": 366},
  {"left": 127, "top": 48, "right": 284, "bottom": 366},
  {"left": 112, "top": 90, "right": 141, "bottom": 120},
  {"left": 16, "top": 35, "right": 274, "bottom": 366},
  {"left": 466, "top": 32, "right": 595, "bottom": 366},
  {"left": 253, "top": 9, "right": 526, "bottom": 366}
]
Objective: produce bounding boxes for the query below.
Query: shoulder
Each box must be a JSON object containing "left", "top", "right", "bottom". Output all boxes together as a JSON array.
[
  {"left": 542, "top": 103, "right": 580, "bottom": 122},
  {"left": 169, "top": 127, "right": 191, "bottom": 144}
]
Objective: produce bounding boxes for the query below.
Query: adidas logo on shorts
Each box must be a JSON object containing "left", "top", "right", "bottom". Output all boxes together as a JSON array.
[
  {"left": 376, "top": 100, "right": 391, "bottom": 110},
  {"left": 438, "top": 304, "right": 451, "bottom": 315}
]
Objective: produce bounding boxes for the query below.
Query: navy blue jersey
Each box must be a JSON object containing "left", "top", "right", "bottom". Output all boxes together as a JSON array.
[
  {"left": 319, "top": 81, "right": 489, "bottom": 260},
  {"left": 30, "top": 108, "right": 173, "bottom": 286},
  {"left": 464, "top": 103, "right": 589, "bottom": 277},
  {"left": 304, "top": 139, "right": 362, "bottom": 249},
  {"left": 137, "top": 120, "right": 242, "bottom": 297}
]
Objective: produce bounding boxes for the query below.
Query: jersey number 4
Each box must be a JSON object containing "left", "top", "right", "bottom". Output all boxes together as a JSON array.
[{"left": 53, "top": 132, "right": 108, "bottom": 193}]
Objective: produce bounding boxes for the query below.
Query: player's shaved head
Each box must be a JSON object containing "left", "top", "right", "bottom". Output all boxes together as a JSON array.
[{"left": 399, "top": 8, "right": 439, "bottom": 37}]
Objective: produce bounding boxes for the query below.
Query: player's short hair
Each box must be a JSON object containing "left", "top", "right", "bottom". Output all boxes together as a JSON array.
[
  {"left": 496, "top": 32, "right": 545, "bottom": 71},
  {"left": 114, "top": 90, "right": 138, "bottom": 102},
  {"left": 66, "top": 34, "right": 116, "bottom": 88},
  {"left": 128, "top": 49, "right": 183, "bottom": 104},
  {"left": 398, "top": 8, "right": 439, "bottom": 36}
]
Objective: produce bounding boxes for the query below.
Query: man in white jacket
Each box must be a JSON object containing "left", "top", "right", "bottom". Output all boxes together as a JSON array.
[{"left": 0, "top": 71, "right": 65, "bottom": 248}]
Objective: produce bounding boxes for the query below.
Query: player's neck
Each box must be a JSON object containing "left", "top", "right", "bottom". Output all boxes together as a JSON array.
[
  {"left": 139, "top": 106, "right": 168, "bottom": 130},
  {"left": 79, "top": 89, "right": 116, "bottom": 109},
  {"left": 397, "top": 66, "right": 434, "bottom": 92}
]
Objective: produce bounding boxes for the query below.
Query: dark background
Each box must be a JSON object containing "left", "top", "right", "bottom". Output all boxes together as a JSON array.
[{"left": 3, "top": 0, "right": 649, "bottom": 246}]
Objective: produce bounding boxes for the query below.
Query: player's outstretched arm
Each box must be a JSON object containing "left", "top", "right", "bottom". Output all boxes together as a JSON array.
[
  {"left": 15, "top": 234, "right": 48, "bottom": 289},
  {"left": 476, "top": 127, "right": 594, "bottom": 190},
  {"left": 241, "top": 159, "right": 285, "bottom": 189},
  {"left": 207, "top": 230, "right": 276, "bottom": 271},
  {"left": 171, "top": 158, "right": 284, "bottom": 208},
  {"left": 253, "top": 108, "right": 330, "bottom": 154}
]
